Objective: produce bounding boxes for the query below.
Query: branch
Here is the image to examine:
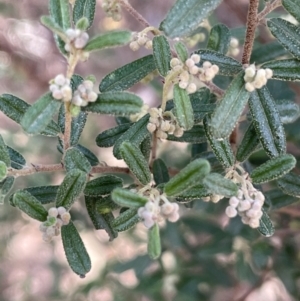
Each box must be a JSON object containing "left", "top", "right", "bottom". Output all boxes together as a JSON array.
[
  {"left": 257, "top": 0, "right": 282, "bottom": 22},
  {"left": 204, "top": 81, "right": 224, "bottom": 97}
]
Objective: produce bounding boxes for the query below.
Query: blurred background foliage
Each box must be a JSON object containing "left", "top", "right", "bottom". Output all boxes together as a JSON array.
[{"left": 1, "top": 0, "right": 300, "bottom": 300}]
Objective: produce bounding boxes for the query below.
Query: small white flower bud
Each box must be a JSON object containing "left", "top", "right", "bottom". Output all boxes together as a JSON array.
[
  {"left": 145, "top": 201, "right": 156, "bottom": 212},
  {"left": 168, "top": 124, "right": 176, "bottom": 135},
  {"left": 186, "top": 83, "right": 197, "bottom": 94},
  {"left": 245, "top": 66, "right": 256, "bottom": 78},
  {"left": 170, "top": 58, "right": 180, "bottom": 68},
  {"left": 204, "top": 69, "right": 215, "bottom": 81},
  {"left": 252, "top": 201, "right": 262, "bottom": 211},
  {"left": 241, "top": 216, "right": 250, "bottom": 224},
  {"left": 161, "top": 120, "right": 171, "bottom": 132},
  {"left": 83, "top": 80, "right": 94, "bottom": 90},
  {"left": 137, "top": 36, "right": 148, "bottom": 46},
  {"left": 64, "top": 43, "right": 71, "bottom": 52},
  {"left": 81, "top": 99, "right": 89, "bottom": 106},
  {"left": 147, "top": 122, "right": 157, "bottom": 133},
  {"left": 179, "top": 70, "right": 190, "bottom": 82},
  {"left": 57, "top": 206, "right": 67, "bottom": 216},
  {"left": 161, "top": 203, "right": 174, "bottom": 215},
  {"left": 143, "top": 217, "right": 155, "bottom": 228},
  {"left": 191, "top": 54, "right": 200, "bottom": 63},
  {"left": 229, "top": 196, "right": 240, "bottom": 208},
  {"left": 61, "top": 85, "right": 72, "bottom": 101},
  {"left": 52, "top": 90, "right": 63, "bottom": 100},
  {"left": 203, "top": 61, "right": 212, "bottom": 69},
  {"left": 202, "top": 196, "right": 210, "bottom": 202},
  {"left": 256, "top": 191, "right": 265, "bottom": 202},
  {"left": 54, "top": 74, "right": 66, "bottom": 86},
  {"left": 246, "top": 209, "right": 259, "bottom": 218},
  {"left": 230, "top": 38, "right": 239, "bottom": 48},
  {"left": 129, "top": 41, "right": 140, "bottom": 51},
  {"left": 66, "top": 28, "right": 77, "bottom": 40},
  {"left": 138, "top": 207, "right": 146, "bottom": 217},
  {"left": 87, "top": 91, "right": 98, "bottom": 102},
  {"left": 245, "top": 82, "right": 255, "bottom": 92},
  {"left": 248, "top": 219, "right": 260, "bottom": 228},
  {"left": 179, "top": 81, "right": 188, "bottom": 89},
  {"left": 173, "top": 127, "right": 184, "bottom": 137},
  {"left": 157, "top": 129, "right": 168, "bottom": 139},
  {"left": 225, "top": 206, "right": 237, "bottom": 218},
  {"left": 168, "top": 212, "right": 180, "bottom": 222},
  {"left": 185, "top": 58, "right": 195, "bottom": 68},
  {"left": 72, "top": 94, "right": 83, "bottom": 106},
  {"left": 256, "top": 69, "right": 266, "bottom": 80},
  {"left": 49, "top": 84, "right": 59, "bottom": 92},
  {"left": 189, "top": 65, "right": 199, "bottom": 75},
  {"left": 74, "top": 37, "right": 87, "bottom": 49},
  {"left": 265, "top": 68, "right": 273, "bottom": 79},
  {"left": 231, "top": 48, "right": 240, "bottom": 56},
  {"left": 48, "top": 207, "right": 58, "bottom": 217},
  {"left": 239, "top": 200, "right": 251, "bottom": 211},
  {"left": 211, "top": 65, "right": 219, "bottom": 74},
  {"left": 61, "top": 212, "right": 71, "bottom": 225}
]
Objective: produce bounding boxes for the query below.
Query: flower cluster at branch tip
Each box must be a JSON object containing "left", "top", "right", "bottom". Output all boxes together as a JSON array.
[
  {"left": 202, "top": 194, "right": 224, "bottom": 203},
  {"left": 39, "top": 207, "right": 71, "bottom": 242},
  {"left": 129, "top": 32, "right": 153, "bottom": 51},
  {"left": 228, "top": 37, "right": 240, "bottom": 57},
  {"left": 101, "top": 0, "right": 122, "bottom": 21},
  {"left": 244, "top": 64, "right": 273, "bottom": 92},
  {"left": 64, "top": 28, "right": 89, "bottom": 52},
  {"left": 72, "top": 80, "right": 98, "bottom": 106},
  {"left": 147, "top": 107, "right": 184, "bottom": 139},
  {"left": 136, "top": 187, "right": 179, "bottom": 229},
  {"left": 49, "top": 74, "right": 72, "bottom": 102}
]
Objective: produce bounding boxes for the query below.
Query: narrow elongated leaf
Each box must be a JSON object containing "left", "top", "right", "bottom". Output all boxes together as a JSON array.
[
  {"left": 76, "top": 144, "right": 99, "bottom": 166},
  {"left": 152, "top": 35, "right": 171, "bottom": 77},
  {"left": 21, "top": 93, "right": 61, "bottom": 135},
  {"left": 83, "top": 92, "right": 143, "bottom": 115},
  {"left": 64, "top": 147, "right": 91, "bottom": 173},
  {"left": 85, "top": 196, "right": 118, "bottom": 240},
  {"left": 167, "top": 125, "right": 206, "bottom": 143},
  {"left": 164, "top": 158, "right": 210, "bottom": 197},
  {"left": 84, "top": 175, "right": 123, "bottom": 196},
  {"left": 112, "top": 188, "right": 148, "bottom": 208},
  {"left": 257, "top": 209, "right": 274, "bottom": 237},
  {"left": 267, "top": 18, "right": 300, "bottom": 60},
  {"left": 159, "top": 0, "right": 222, "bottom": 38},
  {"left": 73, "top": 0, "right": 96, "bottom": 29},
  {"left": 0, "top": 135, "right": 10, "bottom": 167},
  {"left": 193, "top": 49, "right": 242, "bottom": 76},
  {"left": 207, "top": 24, "right": 230, "bottom": 54},
  {"left": 249, "top": 86, "right": 286, "bottom": 158},
  {"left": 203, "top": 115, "right": 235, "bottom": 168},
  {"left": 84, "top": 31, "right": 131, "bottom": 52},
  {"left": 277, "top": 172, "right": 300, "bottom": 197},
  {"left": 40, "top": 16, "right": 67, "bottom": 41},
  {"left": 262, "top": 59, "right": 300, "bottom": 81},
  {"left": 0, "top": 94, "right": 60, "bottom": 137},
  {"left": 282, "top": 0, "right": 300, "bottom": 24},
  {"left": 276, "top": 99, "right": 300, "bottom": 124},
  {"left": 0, "top": 162, "right": 7, "bottom": 181},
  {"left": 174, "top": 41, "right": 188, "bottom": 62},
  {"left": 113, "top": 114, "right": 150, "bottom": 159},
  {"left": 236, "top": 123, "right": 260, "bottom": 162},
  {"left": 153, "top": 158, "right": 169, "bottom": 185},
  {"left": 96, "top": 123, "right": 131, "bottom": 148},
  {"left": 99, "top": 55, "right": 156, "bottom": 92},
  {"left": 7, "top": 146, "right": 26, "bottom": 170},
  {"left": 265, "top": 189, "right": 299, "bottom": 209},
  {"left": 61, "top": 221, "right": 91, "bottom": 277},
  {"left": 120, "top": 141, "right": 151, "bottom": 185},
  {"left": 251, "top": 154, "right": 296, "bottom": 184},
  {"left": 1, "top": 177, "right": 14, "bottom": 205},
  {"left": 22, "top": 186, "right": 59, "bottom": 204},
  {"left": 140, "top": 135, "right": 151, "bottom": 162},
  {"left": 13, "top": 190, "right": 48, "bottom": 221},
  {"left": 147, "top": 223, "right": 161, "bottom": 259},
  {"left": 56, "top": 169, "right": 87, "bottom": 209},
  {"left": 175, "top": 183, "right": 210, "bottom": 199},
  {"left": 112, "top": 208, "right": 139, "bottom": 232},
  {"left": 203, "top": 173, "right": 238, "bottom": 197},
  {"left": 173, "top": 84, "right": 194, "bottom": 130},
  {"left": 209, "top": 71, "right": 249, "bottom": 138}
]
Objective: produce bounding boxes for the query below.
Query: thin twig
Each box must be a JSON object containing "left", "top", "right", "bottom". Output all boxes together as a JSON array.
[
  {"left": 242, "top": 0, "right": 260, "bottom": 65},
  {"left": 257, "top": 0, "right": 282, "bottom": 22},
  {"left": 7, "top": 164, "right": 64, "bottom": 177},
  {"left": 204, "top": 81, "right": 224, "bottom": 97}
]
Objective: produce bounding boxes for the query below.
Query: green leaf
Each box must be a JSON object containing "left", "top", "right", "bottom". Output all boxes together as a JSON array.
[
  {"left": 164, "top": 158, "right": 210, "bottom": 197},
  {"left": 277, "top": 172, "right": 300, "bottom": 197},
  {"left": 276, "top": 99, "right": 300, "bottom": 124},
  {"left": 0, "top": 162, "right": 7, "bottom": 181},
  {"left": 0, "top": 135, "right": 10, "bottom": 167},
  {"left": 61, "top": 221, "right": 91, "bottom": 277},
  {"left": 140, "top": 135, "right": 151, "bottom": 162},
  {"left": 1, "top": 177, "right": 14, "bottom": 205},
  {"left": 175, "top": 183, "right": 210, "bottom": 200},
  {"left": 84, "top": 175, "right": 123, "bottom": 196},
  {"left": 249, "top": 86, "right": 286, "bottom": 158},
  {"left": 174, "top": 41, "right": 189, "bottom": 62},
  {"left": 85, "top": 196, "right": 118, "bottom": 240},
  {"left": 99, "top": 55, "right": 156, "bottom": 92},
  {"left": 257, "top": 209, "right": 274, "bottom": 237},
  {"left": 76, "top": 144, "right": 99, "bottom": 166},
  {"left": 73, "top": 0, "right": 96, "bottom": 29},
  {"left": 203, "top": 173, "right": 238, "bottom": 197},
  {"left": 120, "top": 141, "right": 151, "bottom": 185},
  {"left": 236, "top": 123, "right": 260, "bottom": 162},
  {"left": 207, "top": 24, "right": 230, "bottom": 54},
  {"left": 111, "top": 188, "right": 148, "bottom": 208},
  {"left": 250, "top": 154, "right": 296, "bottom": 184},
  {"left": 20, "top": 93, "right": 61, "bottom": 135},
  {"left": 152, "top": 35, "right": 171, "bottom": 77},
  {"left": 153, "top": 158, "right": 170, "bottom": 185},
  {"left": 7, "top": 146, "right": 26, "bottom": 170},
  {"left": 159, "top": 0, "right": 222, "bottom": 38},
  {"left": 167, "top": 125, "right": 206, "bottom": 143},
  {"left": 40, "top": 15, "right": 67, "bottom": 41},
  {"left": 13, "top": 190, "right": 48, "bottom": 221},
  {"left": 56, "top": 169, "right": 87, "bottom": 209},
  {"left": 203, "top": 115, "right": 235, "bottom": 168},
  {"left": 96, "top": 123, "right": 131, "bottom": 148},
  {"left": 83, "top": 92, "right": 143, "bottom": 115},
  {"left": 173, "top": 84, "right": 194, "bottom": 130},
  {"left": 75, "top": 17, "right": 89, "bottom": 30},
  {"left": 113, "top": 114, "right": 150, "bottom": 160},
  {"left": 282, "top": 0, "right": 300, "bottom": 24},
  {"left": 267, "top": 18, "right": 300, "bottom": 60},
  {"left": 262, "top": 59, "right": 300, "bottom": 82},
  {"left": 209, "top": 71, "right": 249, "bottom": 138},
  {"left": 193, "top": 49, "right": 243, "bottom": 76},
  {"left": 21, "top": 186, "right": 59, "bottom": 204},
  {"left": 147, "top": 223, "right": 161, "bottom": 259},
  {"left": 265, "top": 189, "right": 299, "bottom": 209},
  {"left": 84, "top": 31, "right": 131, "bottom": 52},
  {"left": 0, "top": 94, "right": 60, "bottom": 137},
  {"left": 112, "top": 208, "right": 140, "bottom": 232},
  {"left": 64, "top": 147, "right": 91, "bottom": 173}
]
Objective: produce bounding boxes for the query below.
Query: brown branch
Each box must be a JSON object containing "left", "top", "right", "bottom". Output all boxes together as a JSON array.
[
  {"left": 257, "top": 0, "right": 282, "bottom": 22},
  {"left": 242, "top": 0, "right": 260, "bottom": 65},
  {"left": 8, "top": 163, "right": 64, "bottom": 177},
  {"left": 204, "top": 81, "right": 224, "bottom": 97}
]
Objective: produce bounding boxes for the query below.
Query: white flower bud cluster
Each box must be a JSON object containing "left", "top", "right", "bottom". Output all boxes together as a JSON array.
[
  {"left": 101, "top": 0, "right": 122, "bottom": 21},
  {"left": 225, "top": 188, "right": 265, "bottom": 228},
  {"left": 228, "top": 37, "right": 240, "bottom": 57},
  {"left": 72, "top": 80, "right": 97, "bottom": 107},
  {"left": 130, "top": 104, "right": 149, "bottom": 122},
  {"left": 202, "top": 194, "right": 224, "bottom": 203},
  {"left": 39, "top": 207, "right": 71, "bottom": 242},
  {"left": 49, "top": 74, "right": 72, "bottom": 102},
  {"left": 64, "top": 29, "right": 89, "bottom": 52},
  {"left": 129, "top": 32, "right": 153, "bottom": 51},
  {"left": 137, "top": 188, "right": 180, "bottom": 228},
  {"left": 244, "top": 65, "right": 273, "bottom": 92},
  {"left": 147, "top": 107, "right": 184, "bottom": 139}
]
